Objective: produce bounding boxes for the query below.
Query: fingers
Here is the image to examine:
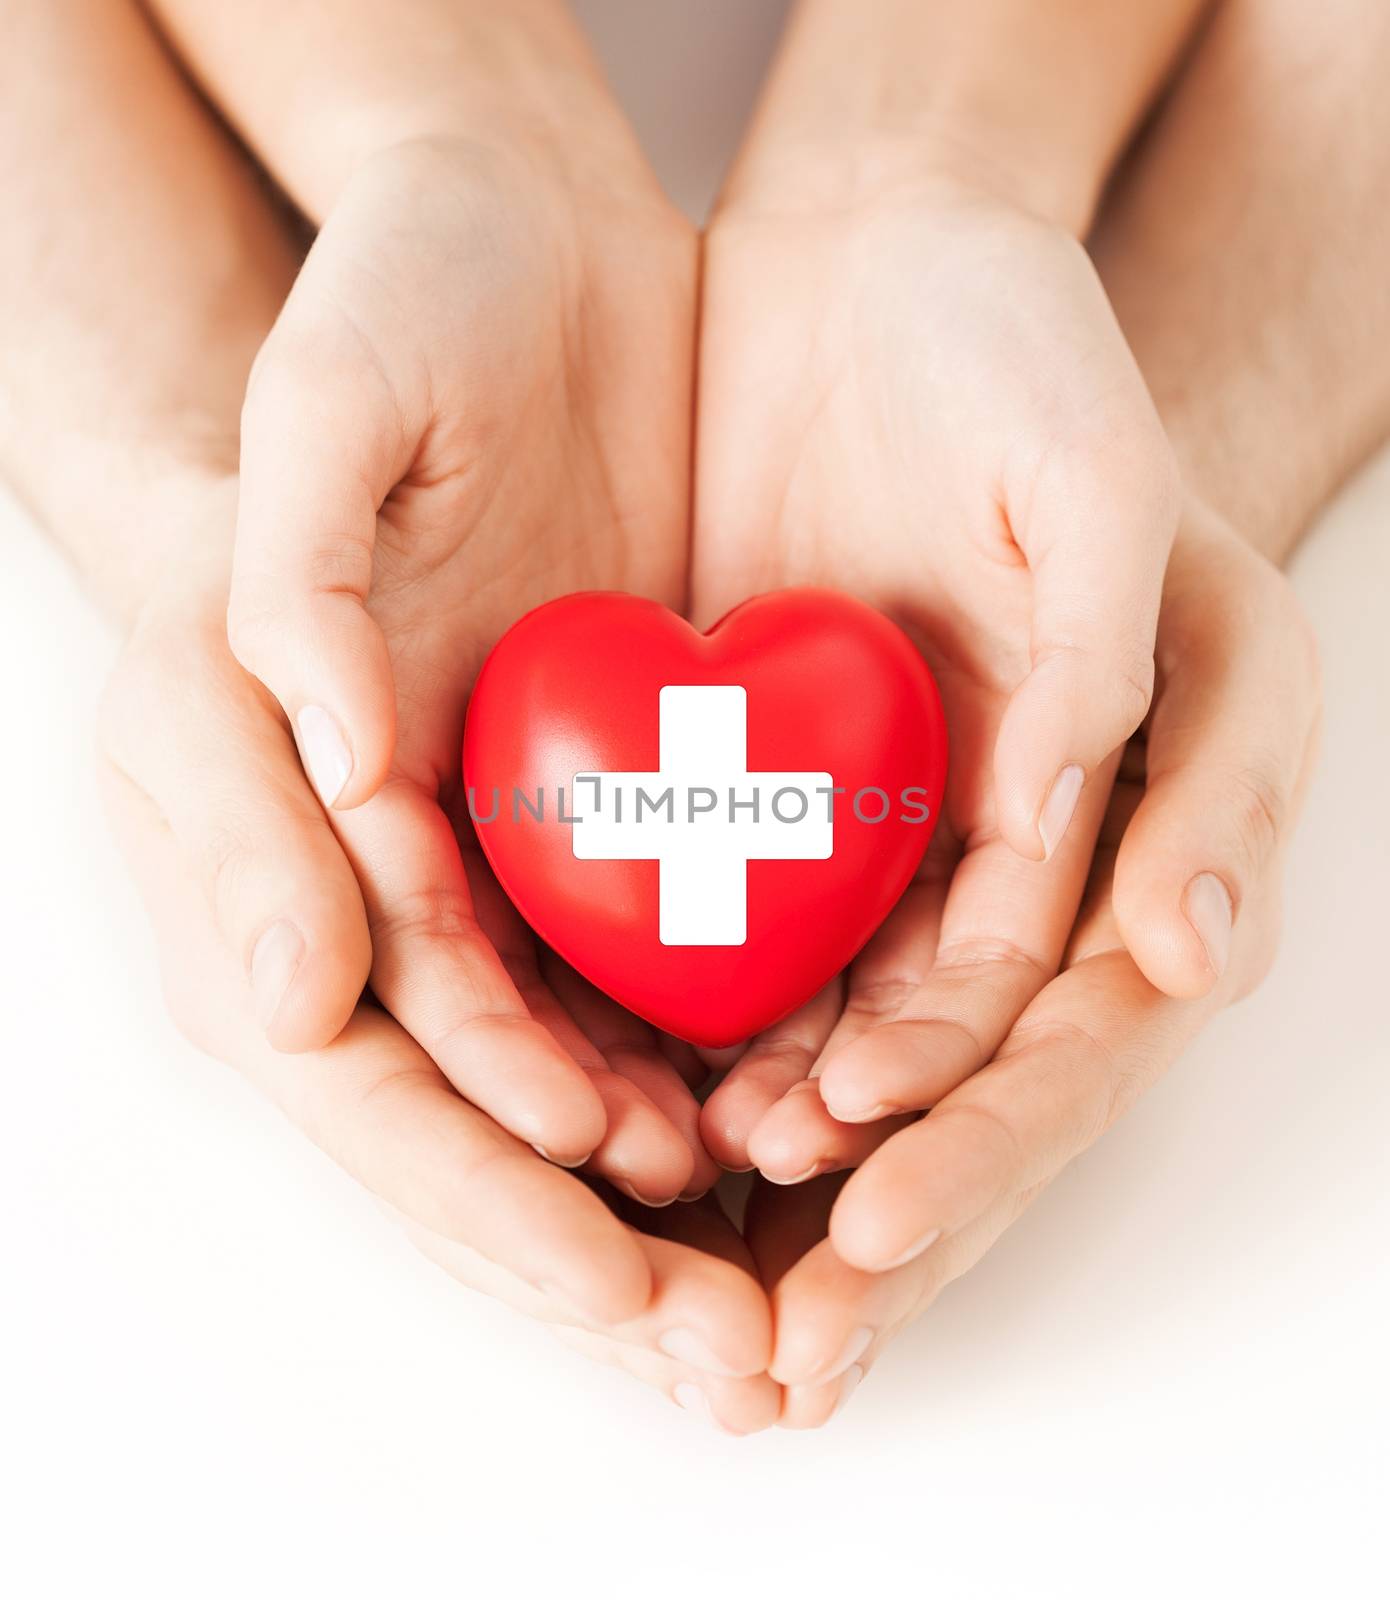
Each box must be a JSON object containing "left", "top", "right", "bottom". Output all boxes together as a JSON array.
[
  {"left": 762, "top": 942, "right": 1217, "bottom": 1422},
  {"left": 749, "top": 1083, "right": 910, "bottom": 1185},
  {"left": 815, "top": 772, "right": 1107, "bottom": 1127},
  {"left": 403, "top": 1192, "right": 778, "bottom": 1433},
  {"left": 744, "top": 1169, "right": 845, "bottom": 1288},
  {"left": 552, "top": 1325, "right": 782, "bottom": 1436},
  {"left": 614, "top": 1227, "right": 773, "bottom": 1381},
  {"left": 742, "top": 768, "right": 1107, "bottom": 1184},
  {"left": 543, "top": 960, "right": 719, "bottom": 1202},
  {"left": 731, "top": 875, "right": 943, "bottom": 1181},
  {"left": 101, "top": 616, "right": 370, "bottom": 1051},
  {"left": 228, "top": 284, "right": 408, "bottom": 811},
  {"left": 1113, "top": 535, "right": 1321, "bottom": 998},
  {"left": 101, "top": 760, "right": 652, "bottom": 1325},
  {"left": 747, "top": 1177, "right": 902, "bottom": 1427},
  {"left": 405, "top": 1199, "right": 772, "bottom": 1375},
  {"left": 699, "top": 980, "right": 843, "bottom": 1173},
  {"left": 994, "top": 378, "right": 1180, "bottom": 863},
  {"left": 828, "top": 949, "right": 1207, "bottom": 1273},
  {"left": 328, "top": 782, "right": 609, "bottom": 1167},
  {"left": 766, "top": 1197, "right": 1026, "bottom": 1423},
  {"left": 461, "top": 850, "right": 699, "bottom": 1202}
]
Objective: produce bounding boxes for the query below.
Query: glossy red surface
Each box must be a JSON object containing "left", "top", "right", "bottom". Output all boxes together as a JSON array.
[{"left": 463, "top": 589, "right": 948, "bottom": 1047}]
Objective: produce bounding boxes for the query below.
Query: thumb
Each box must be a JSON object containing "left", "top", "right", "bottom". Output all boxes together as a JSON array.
[
  {"left": 102, "top": 616, "right": 374, "bottom": 1053},
  {"left": 994, "top": 416, "right": 1179, "bottom": 863},
  {"left": 1113, "top": 541, "right": 1320, "bottom": 999},
  {"left": 228, "top": 324, "right": 405, "bottom": 809}
]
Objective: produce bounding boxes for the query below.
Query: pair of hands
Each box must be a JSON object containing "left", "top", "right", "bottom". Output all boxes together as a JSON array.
[{"left": 99, "top": 130, "right": 1319, "bottom": 1429}]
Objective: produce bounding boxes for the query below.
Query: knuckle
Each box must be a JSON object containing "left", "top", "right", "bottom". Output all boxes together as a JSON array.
[
  {"left": 939, "top": 1098, "right": 1030, "bottom": 1181},
  {"left": 1224, "top": 757, "right": 1287, "bottom": 875},
  {"left": 933, "top": 937, "right": 1053, "bottom": 985},
  {"left": 203, "top": 820, "right": 258, "bottom": 934},
  {"left": 1037, "top": 640, "right": 1155, "bottom": 738},
  {"left": 1002, "top": 1015, "right": 1133, "bottom": 1161},
  {"left": 1109, "top": 648, "right": 1157, "bottom": 735},
  {"left": 843, "top": 974, "right": 918, "bottom": 1021},
  {"left": 745, "top": 1032, "right": 816, "bottom": 1073},
  {"left": 368, "top": 884, "right": 480, "bottom": 949},
  {"left": 301, "top": 538, "right": 375, "bottom": 604},
  {"left": 355, "top": 1059, "right": 442, "bottom": 1119}
]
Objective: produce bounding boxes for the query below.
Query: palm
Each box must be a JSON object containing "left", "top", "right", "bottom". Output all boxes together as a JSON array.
[
  {"left": 691, "top": 190, "right": 1157, "bottom": 1173},
  {"left": 238, "top": 140, "right": 710, "bottom": 1197},
  {"left": 303, "top": 141, "right": 692, "bottom": 774}
]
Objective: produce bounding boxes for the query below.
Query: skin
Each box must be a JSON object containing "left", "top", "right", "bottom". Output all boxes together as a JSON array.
[
  {"left": 691, "top": 0, "right": 1204, "bottom": 1174},
  {"left": 4, "top": 0, "right": 1386, "bottom": 1431},
  {"left": 746, "top": 0, "right": 1389, "bottom": 1419},
  {"left": 147, "top": 0, "right": 716, "bottom": 1196},
  {"left": 0, "top": 0, "right": 764, "bottom": 1429}
]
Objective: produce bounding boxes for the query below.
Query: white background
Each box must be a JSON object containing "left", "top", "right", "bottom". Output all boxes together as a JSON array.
[{"left": 3, "top": 3, "right": 1387, "bottom": 1595}]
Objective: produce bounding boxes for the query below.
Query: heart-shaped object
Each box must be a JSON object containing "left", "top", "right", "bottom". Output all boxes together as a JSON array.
[{"left": 463, "top": 589, "right": 947, "bottom": 1047}]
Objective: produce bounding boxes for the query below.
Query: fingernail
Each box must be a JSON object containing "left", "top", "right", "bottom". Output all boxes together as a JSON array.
[
  {"left": 672, "top": 1382, "right": 716, "bottom": 1426},
  {"left": 763, "top": 1161, "right": 829, "bottom": 1186},
  {"left": 1184, "top": 873, "right": 1233, "bottom": 980},
  {"left": 250, "top": 919, "right": 305, "bottom": 1031},
  {"left": 658, "top": 1327, "right": 743, "bottom": 1377},
  {"left": 616, "top": 1180, "right": 677, "bottom": 1209},
  {"left": 828, "top": 1363, "right": 865, "bottom": 1421},
  {"left": 824, "top": 1100, "right": 895, "bottom": 1125},
  {"left": 1039, "top": 764, "right": 1085, "bottom": 860},
  {"left": 530, "top": 1143, "right": 588, "bottom": 1170},
  {"left": 671, "top": 1383, "right": 744, "bottom": 1437},
  {"left": 812, "top": 1324, "right": 874, "bottom": 1385},
  {"left": 878, "top": 1226, "right": 943, "bottom": 1271},
  {"left": 296, "top": 705, "right": 352, "bottom": 805}
]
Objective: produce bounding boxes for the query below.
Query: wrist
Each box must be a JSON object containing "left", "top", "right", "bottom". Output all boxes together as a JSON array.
[
  {"left": 1156, "top": 404, "right": 1328, "bottom": 569},
  {"left": 717, "top": 116, "right": 1099, "bottom": 238},
  {"left": 219, "top": 1, "right": 659, "bottom": 221},
  {"left": 723, "top": 0, "right": 1212, "bottom": 238},
  {"left": 66, "top": 467, "right": 236, "bottom": 635}
]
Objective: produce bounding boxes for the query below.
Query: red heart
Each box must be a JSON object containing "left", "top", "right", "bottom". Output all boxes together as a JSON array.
[{"left": 463, "top": 589, "right": 947, "bottom": 1047}]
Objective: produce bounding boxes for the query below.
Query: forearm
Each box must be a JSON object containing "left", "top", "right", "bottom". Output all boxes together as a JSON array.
[
  {"left": 0, "top": 0, "right": 296, "bottom": 624},
  {"left": 145, "top": 0, "right": 654, "bottom": 220},
  {"left": 1092, "top": 0, "right": 1390, "bottom": 562},
  {"left": 722, "top": 0, "right": 1210, "bottom": 230}
]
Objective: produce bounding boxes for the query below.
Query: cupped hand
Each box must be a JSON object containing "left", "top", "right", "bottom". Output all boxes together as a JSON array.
[
  {"left": 101, "top": 549, "right": 776, "bottom": 1432},
  {"left": 225, "top": 136, "right": 713, "bottom": 1197},
  {"left": 694, "top": 179, "right": 1180, "bottom": 1176},
  {"left": 735, "top": 510, "right": 1319, "bottom": 1425}
]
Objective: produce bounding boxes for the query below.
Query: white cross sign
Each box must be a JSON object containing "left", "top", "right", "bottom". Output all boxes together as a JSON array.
[{"left": 570, "top": 685, "right": 834, "bottom": 945}]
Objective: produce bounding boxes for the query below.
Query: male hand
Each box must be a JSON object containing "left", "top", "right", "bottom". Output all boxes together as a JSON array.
[
  {"left": 102, "top": 510, "right": 778, "bottom": 1431},
  {"left": 737, "top": 514, "right": 1319, "bottom": 1422}
]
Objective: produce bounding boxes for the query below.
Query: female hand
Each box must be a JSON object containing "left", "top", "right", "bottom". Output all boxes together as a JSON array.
[
  {"left": 695, "top": 175, "right": 1179, "bottom": 1178},
  {"left": 737, "top": 511, "right": 1320, "bottom": 1424},
  {"left": 224, "top": 135, "right": 713, "bottom": 1197},
  {"left": 100, "top": 518, "right": 777, "bottom": 1433}
]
